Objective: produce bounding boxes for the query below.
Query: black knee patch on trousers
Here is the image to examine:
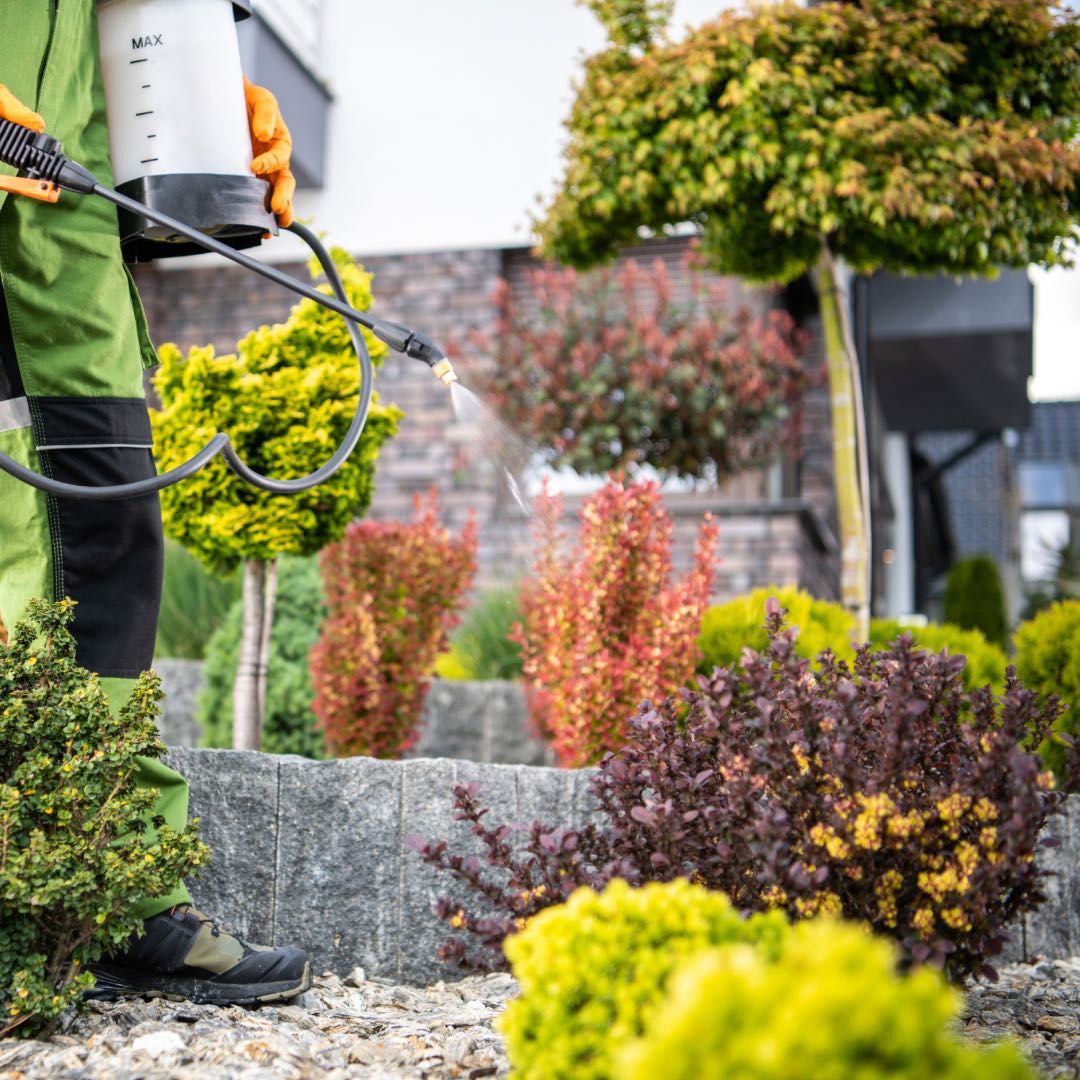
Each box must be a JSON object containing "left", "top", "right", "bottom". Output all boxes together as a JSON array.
[{"left": 33, "top": 397, "right": 163, "bottom": 679}]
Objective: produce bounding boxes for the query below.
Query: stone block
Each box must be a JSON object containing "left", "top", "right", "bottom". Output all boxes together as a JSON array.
[
  {"left": 275, "top": 756, "right": 403, "bottom": 978},
  {"left": 397, "top": 759, "right": 580, "bottom": 984},
  {"left": 162, "top": 747, "right": 279, "bottom": 945},
  {"left": 155, "top": 659, "right": 207, "bottom": 747},
  {"left": 412, "top": 682, "right": 486, "bottom": 762},
  {"left": 397, "top": 758, "right": 463, "bottom": 984},
  {"left": 572, "top": 768, "right": 604, "bottom": 829},
  {"left": 486, "top": 683, "right": 550, "bottom": 767},
  {"left": 408, "top": 680, "right": 548, "bottom": 767},
  {"left": 1025, "top": 796, "right": 1078, "bottom": 962},
  {"left": 514, "top": 764, "right": 577, "bottom": 831}
]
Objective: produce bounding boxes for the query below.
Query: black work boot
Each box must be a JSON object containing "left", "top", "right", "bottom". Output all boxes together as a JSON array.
[{"left": 88, "top": 905, "right": 312, "bottom": 1006}]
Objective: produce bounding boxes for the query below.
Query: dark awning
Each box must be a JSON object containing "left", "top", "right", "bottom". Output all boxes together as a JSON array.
[{"left": 867, "top": 269, "right": 1033, "bottom": 433}]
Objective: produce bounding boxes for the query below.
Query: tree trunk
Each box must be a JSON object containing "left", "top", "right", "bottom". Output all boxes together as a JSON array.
[
  {"left": 232, "top": 556, "right": 279, "bottom": 750},
  {"left": 812, "top": 244, "right": 871, "bottom": 640}
]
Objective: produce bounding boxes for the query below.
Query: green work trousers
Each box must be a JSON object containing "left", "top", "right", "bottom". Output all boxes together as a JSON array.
[{"left": 1, "top": 0, "right": 192, "bottom": 919}]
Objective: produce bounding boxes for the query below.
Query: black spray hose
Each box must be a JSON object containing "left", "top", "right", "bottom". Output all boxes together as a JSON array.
[
  {"left": 0, "top": 224, "right": 373, "bottom": 500},
  {"left": 0, "top": 117, "right": 456, "bottom": 501}
]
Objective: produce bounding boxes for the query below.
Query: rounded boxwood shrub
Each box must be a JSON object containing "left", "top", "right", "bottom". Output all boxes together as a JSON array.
[
  {"left": 944, "top": 555, "right": 1008, "bottom": 648},
  {"left": 619, "top": 919, "right": 1034, "bottom": 1080},
  {"left": 1014, "top": 599, "right": 1080, "bottom": 786},
  {"left": 869, "top": 619, "right": 1007, "bottom": 694},
  {"left": 199, "top": 555, "right": 326, "bottom": 758},
  {"left": 498, "top": 879, "right": 788, "bottom": 1080},
  {"left": 697, "top": 586, "right": 854, "bottom": 671},
  {"left": 699, "top": 591, "right": 1002, "bottom": 691},
  {"left": 699, "top": 586, "right": 1006, "bottom": 693},
  {"left": 1, "top": 600, "right": 207, "bottom": 1037}
]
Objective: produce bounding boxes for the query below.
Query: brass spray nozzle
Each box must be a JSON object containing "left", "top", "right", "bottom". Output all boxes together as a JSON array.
[{"left": 431, "top": 358, "right": 458, "bottom": 386}]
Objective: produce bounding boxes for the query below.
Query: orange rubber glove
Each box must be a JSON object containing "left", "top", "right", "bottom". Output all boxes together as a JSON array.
[
  {"left": 244, "top": 77, "right": 295, "bottom": 229},
  {"left": 0, "top": 84, "right": 44, "bottom": 132}
]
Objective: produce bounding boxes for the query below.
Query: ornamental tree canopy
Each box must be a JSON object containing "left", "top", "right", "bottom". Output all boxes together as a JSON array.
[{"left": 540, "top": 0, "right": 1080, "bottom": 283}]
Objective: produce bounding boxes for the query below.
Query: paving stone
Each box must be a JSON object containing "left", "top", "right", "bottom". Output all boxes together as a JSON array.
[{"left": 163, "top": 747, "right": 279, "bottom": 945}]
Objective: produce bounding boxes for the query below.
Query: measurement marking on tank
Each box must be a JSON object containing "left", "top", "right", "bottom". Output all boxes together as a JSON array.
[
  {"left": 141, "top": 84, "right": 151, "bottom": 89},
  {"left": 136, "top": 110, "right": 154, "bottom": 117},
  {"left": 129, "top": 58, "right": 149, "bottom": 64},
  {"left": 140, "top": 157, "right": 159, "bottom": 164},
  {"left": 146, "top": 134, "right": 157, "bottom": 139}
]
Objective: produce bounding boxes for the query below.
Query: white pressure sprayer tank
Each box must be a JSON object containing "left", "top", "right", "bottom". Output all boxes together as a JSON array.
[{"left": 96, "top": 0, "right": 276, "bottom": 260}]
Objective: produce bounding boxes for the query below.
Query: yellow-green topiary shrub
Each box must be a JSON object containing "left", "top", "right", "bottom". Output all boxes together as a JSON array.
[
  {"left": 151, "top": 248, "right": 402, "bottom": 575},
  {"left": 1014, "top": 599, "right": 1080, "bottom": 786},
  {"left": 618, "top": 919, "right": 1034, "bottom": 1080},
  {"left": 498, "top": 879, "right": 788, "bottom": 1080}
]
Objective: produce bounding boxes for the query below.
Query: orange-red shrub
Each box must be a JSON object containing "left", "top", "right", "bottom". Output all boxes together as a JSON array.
[
  {"left": 515, "top": 477, "right": 717, "bottom": 767},
  {"left": 311, "top": 492, "right": 476, "bottom": 758}
]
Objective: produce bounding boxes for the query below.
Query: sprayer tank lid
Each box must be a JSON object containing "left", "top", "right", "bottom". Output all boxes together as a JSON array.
[{"left": 96, "top": 0, "right": 252, "bottom": 19}]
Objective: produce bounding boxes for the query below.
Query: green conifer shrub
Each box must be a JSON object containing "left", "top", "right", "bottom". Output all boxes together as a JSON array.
[
  {"left": 498, "top": 879, "right": 788, "bottom": 1080},
  {"left": 198, "top": 556, "right": 326, "bottom": 758},
  {"left": 0, "top": 600, "right": 207, "bottom": 1037},
  {"left": 1014, "top": 599, "right": 1080, "bottom": 788},
  {"left": 152, "top": 246, "right": 402, "bottom": 749},
  {"left": 944, "top": 555, "right": 1009, "bottom": 648},
  {"left": 618, "top": 919, "right": 1033, "bottom": 1080}
]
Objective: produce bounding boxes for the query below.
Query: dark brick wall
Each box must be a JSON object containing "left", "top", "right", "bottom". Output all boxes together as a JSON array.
[{"left": 131, "top": 236, "right": 839, "bottom": 600}]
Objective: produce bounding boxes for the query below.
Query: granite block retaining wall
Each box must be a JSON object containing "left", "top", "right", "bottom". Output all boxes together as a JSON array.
[
  {"left": 163, "top": 748, "right": 595, "bottom": 984},
  {"left": 163, "top": 747, "right": 1079, "bottom": 985}
]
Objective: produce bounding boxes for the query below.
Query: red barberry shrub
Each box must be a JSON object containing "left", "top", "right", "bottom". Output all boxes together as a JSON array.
[
  {"left": 311, "top": 492, "right": 477, "bottom": 758},
  {"left": 475, "top": 255, "right": 807, "bottom": 482},
  {"left": 515, "top": 477, "right": 717, "bottom": 767},
  {"left": 418, "top": 601, "right": 1065, "bottom": 981}
]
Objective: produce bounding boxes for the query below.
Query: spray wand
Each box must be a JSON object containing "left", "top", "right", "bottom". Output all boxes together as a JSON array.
[{"left": 0, "top": 116, "right": 457, "bottom": 501}]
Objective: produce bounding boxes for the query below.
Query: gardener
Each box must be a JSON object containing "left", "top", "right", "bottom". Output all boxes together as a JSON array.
[{"left": 0, "top": 2, "right": 310, "bottom": 1005}]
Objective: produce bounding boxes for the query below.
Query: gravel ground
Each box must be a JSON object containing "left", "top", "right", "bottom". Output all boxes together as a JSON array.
[{"left": 0, "top": 957, "right": 1077, "bottom": 1079}]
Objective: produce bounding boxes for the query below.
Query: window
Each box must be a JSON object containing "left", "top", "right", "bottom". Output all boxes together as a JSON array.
[
  {"left": 1021, "top": 509, "right": 1070, "bottom": 581},
  {"left": 1019, "top": 462, "right": 1068, "bottom": 508}
]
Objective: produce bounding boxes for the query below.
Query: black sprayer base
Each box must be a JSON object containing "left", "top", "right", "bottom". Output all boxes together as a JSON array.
[{"left": 117, "top": 173, "right": 276, "bottom": 262}]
